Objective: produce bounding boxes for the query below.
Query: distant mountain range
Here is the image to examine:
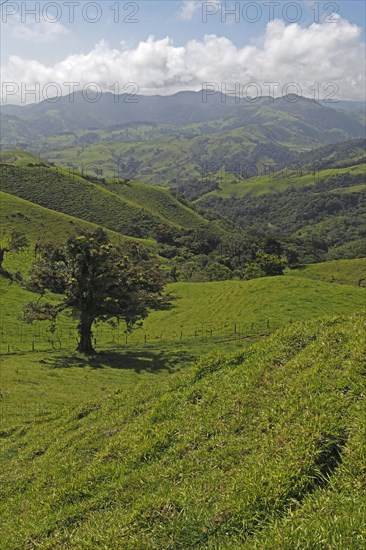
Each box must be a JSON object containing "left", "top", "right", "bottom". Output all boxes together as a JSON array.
[
  {"left": 1, "top": 92, "right": 364, "bottom": 189},
  {"left": 1, "top": 92, "right": 365, "bottom": 135}
]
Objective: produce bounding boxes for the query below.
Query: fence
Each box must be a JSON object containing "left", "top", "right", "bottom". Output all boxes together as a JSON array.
[{"left": 0, "top": 317, "right": 282, "bottom": 354}]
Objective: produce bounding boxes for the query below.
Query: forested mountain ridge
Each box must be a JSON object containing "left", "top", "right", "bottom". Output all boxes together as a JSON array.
[{"left": 1, "top": 94, "right": 364, "bottom": 188}]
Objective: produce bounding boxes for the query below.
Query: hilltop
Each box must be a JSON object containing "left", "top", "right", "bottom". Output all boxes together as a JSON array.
[{"left": 286, "top": 258, "right": 366, "bottom": 287}]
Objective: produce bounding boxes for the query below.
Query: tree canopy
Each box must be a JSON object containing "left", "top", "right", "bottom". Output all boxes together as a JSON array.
[
  {"left": 23, "top": 229, "right": 169, "bottom": 354},
  {"left": 0, "top": 230, "right": 28, "bottom": 271}
]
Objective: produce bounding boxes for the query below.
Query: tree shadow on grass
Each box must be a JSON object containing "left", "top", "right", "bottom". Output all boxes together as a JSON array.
[{"left": 42, "top": 348, "right": 195, "bottom": 374}]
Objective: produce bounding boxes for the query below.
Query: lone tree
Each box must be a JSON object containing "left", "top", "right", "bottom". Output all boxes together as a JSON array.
[
  {"left": 23, "top": 228, "right": 169, "bottom": 354},
  {"left": 0, "top": 230, "right": 29, "bottom": 271}
]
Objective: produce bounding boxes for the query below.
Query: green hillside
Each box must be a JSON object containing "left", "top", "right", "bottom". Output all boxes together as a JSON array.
[
  {"left": 99, "top": 179, "right": 209, "bottom": 230},
  {"left": 200, "top": 165, "right": 365, "bottom": 262},
  {"left": 1, "top": 274, "right": 364, "bottom": 354},
  {"left": 142, "top": 277, "right": 366, "bottom": 339},
  {"left": 200, "top": 162, "right": 365, "bottom": 200},
  {"left": 0, "top": 159, "right": 210, "bottom": 240},
  {"left": 0, "top": 191, "right": 156, "bottom": 274},
  {"left": 0, "top": 150, "right": 45, "bottom": 167},
  {"left": 1, "top": 312, "right": 365, "bottom": 548},
  {"left": 288, "top": 258, "right": 366, "bottom": 287}
]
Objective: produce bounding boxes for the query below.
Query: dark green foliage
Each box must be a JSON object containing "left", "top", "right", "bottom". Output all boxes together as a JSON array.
[
  {"left": 0, "top": 230, "right": 28, "bottom": 270},
  {"left": 243, "top": 252, "right": 288, "bottom": 280},
  {"left": 23, "top": 229, "right": 168, "bottom": 354},
  {"left": 202, "top": 174, "right": 366, "bottom": 263}
]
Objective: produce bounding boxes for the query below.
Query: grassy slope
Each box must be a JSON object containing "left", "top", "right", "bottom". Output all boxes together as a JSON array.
[
  {"left": 199, "top": 163, "right": 365, "bottom": 199},
  {"left": 100, "top": 179, "right": 208, "bottom": 230},
  {"left": 0, "top": 150, "right": 44, "bottom": 167},
  {"left": 141, "top": 277, "right": 366, "bottom": 339},
  {"left": 0, "top": 191, "right": 157, "bottom": 273},
  {"left": 1, "top": 269, "right": 364, "bottom": 432},
  {"left": 0, "top": 349, "right": 193, "bottom": 432},
  {"left": 0, "top": 162, "right": 209, "bottom": 239},
  {"left": 0, "top": 312, "right": 365, "bottom": 548},
  {"left": 288, "top": 258, "right": 366, "bottom": 287},
  {"left": 1, "top": 274, "right": 365, "bottom": 354}
]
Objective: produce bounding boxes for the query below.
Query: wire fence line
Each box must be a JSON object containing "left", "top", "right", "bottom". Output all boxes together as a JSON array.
[{"left": 0, "top": 317, "right": 282, "bottom": 354}]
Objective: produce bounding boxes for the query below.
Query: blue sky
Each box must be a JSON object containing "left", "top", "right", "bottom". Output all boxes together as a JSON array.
[
  {"left": 1, "top": 1, "right": 365, "bottom": 102},
  {"left": 1, "top": 1, "right": 365, "bottom": 63}
]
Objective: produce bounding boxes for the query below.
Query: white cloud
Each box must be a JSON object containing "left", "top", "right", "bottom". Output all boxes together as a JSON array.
[
  {"left": 10, "top": 17, "right": 69, "bottom": 44},
  {"left": 178, "top": 0, "right": 222, "bottom": 21},
  {"left": 178, "top": 0, "right": 202, "bottom": 21},
  {"left": 4, "top": 10, "right": 70, "bottom": 44},
  {"left": 1, "top": 18, "right": 365, "bottom": 104}
]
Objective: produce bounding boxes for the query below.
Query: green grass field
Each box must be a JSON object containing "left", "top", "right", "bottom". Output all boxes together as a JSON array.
[
  {"left": 1, "top": 312, "right": 365, "bottom": 548},
  {"left": 1, "top": 274, "right": 365, "bottom": 355},
  {"left": 200, "top": 163, "right": 365, "bottom": 199},
  {"left": 287, "top": 258, "right": 366, "bottom": 287},
  {"left": 1, "top": 267, "right": 364, "bottom": 433}
]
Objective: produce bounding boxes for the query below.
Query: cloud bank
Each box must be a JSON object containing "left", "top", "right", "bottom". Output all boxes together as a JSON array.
[{"left": 2, "top": 17, "right": 365, "bottom": 104}]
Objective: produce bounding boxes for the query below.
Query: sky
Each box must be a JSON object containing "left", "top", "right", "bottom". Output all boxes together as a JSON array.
[{"left": 1, "top": 1, "right": 365, "bottom": 103}]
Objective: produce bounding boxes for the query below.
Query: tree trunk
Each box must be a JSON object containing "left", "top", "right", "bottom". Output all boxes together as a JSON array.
[{"left": 76, "top": 315, "right": 95, "bottom": 354}]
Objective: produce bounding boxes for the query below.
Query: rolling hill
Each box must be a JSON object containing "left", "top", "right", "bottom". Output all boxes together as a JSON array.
[
  {"left": 1, "top": 270, "right": 365, "bottom": 354},
  {"left": 2, "top": 22, "right": 366, "bottom": 550},
  {"left": 0, "top": 154, "right": 213, "bottom": 241},
  {"left": 286, "top": 258, "right": 366, "bottom": 287},
  {"left": 0, "top": 191, "right": 157, "bottom": 275}
]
